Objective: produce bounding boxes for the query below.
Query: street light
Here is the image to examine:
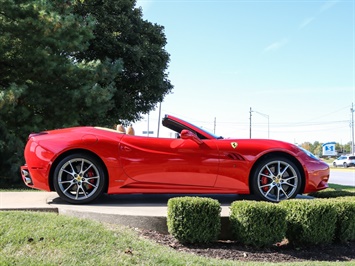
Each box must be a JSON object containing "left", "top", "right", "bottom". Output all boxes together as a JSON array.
[
  {"left": 249, "top": 107, "right": 270, "bottom": 139},
  {"left": 351, "top": 103, "right": 354, "bottom": 154}
]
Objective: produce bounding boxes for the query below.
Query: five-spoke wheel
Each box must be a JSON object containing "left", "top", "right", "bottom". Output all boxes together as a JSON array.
[
  {"left": 53, "top": 153, "right": 106, "bottom": 204},
  {"left": 251, "top": 157, "right": 302, "bottom": 202}
]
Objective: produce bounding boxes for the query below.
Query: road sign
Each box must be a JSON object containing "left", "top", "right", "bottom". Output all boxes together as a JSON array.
[
  {"left": 322, "top": 142, "right": 336, "bottom": 156},
  {"left": 142, "top": 131, "right": 154, "bottom": 135}
]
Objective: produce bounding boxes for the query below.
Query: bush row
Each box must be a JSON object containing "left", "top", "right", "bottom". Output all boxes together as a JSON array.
[
  {"left": 167, "top": 197, "right": 221, "bottom": 244},
  {"left": 308, "top": 188, "right": 355, "bottom": 198},
  {"left": 167, "top": 196, "right": 355, "bottom": 247}
]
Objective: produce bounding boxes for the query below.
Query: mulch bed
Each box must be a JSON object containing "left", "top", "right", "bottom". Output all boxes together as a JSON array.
[{"left": 138, "top": 229, "right": 355, "bottom": 263}]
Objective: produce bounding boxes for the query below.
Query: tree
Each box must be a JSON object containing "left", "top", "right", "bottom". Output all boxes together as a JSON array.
[
  {"left": 334, "top": 142, "right": 351, "bottom": 155},
  {"left": 301, "top": 142, "right": 311, "bottom": 152},
  {"left": 0, "top": 0, "right": 122, "bottom": 184},
  {"left": 0, "top": 0, "right": 172, "bottom": 185},
  {"left": 300, "top": 141, "right": 352, "bottom": 157},
  {"left": 312, "top": 141, "right": 322, "bottom": 157},
  {"left": 73, "top": 0, "right": 173, "bottom": 124},
  {"left": 302, "top": 141, "right": 322, "bottom": 157}
]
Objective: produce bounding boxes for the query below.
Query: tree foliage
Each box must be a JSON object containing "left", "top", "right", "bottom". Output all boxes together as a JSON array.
[
  {"left": 300, "top": 141, "right": 351, "bottom": 157},
  {"left": 73, "top": 0, "right": 173, "bottom": 124},
  {"left": 0, "top": 0, "right": 172, "bottom": 185}
]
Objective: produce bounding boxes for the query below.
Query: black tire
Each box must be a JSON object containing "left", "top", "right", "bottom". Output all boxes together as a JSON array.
[
  {"left": 251, "top": 157, "right": 302, "bottom": 202},
  {"left": 333, "top": 162, "right": 337, "bottom": 168},
  {"left": 343, "top": 163, "right": 348, "bottom": 168},
  {"left": 53, "top": 153, "right": 106, "bottom": 204}
]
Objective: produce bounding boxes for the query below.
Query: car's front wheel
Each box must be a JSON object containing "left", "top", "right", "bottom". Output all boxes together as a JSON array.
[
  {"left": 251, "top": 157, "right": 302, "bottom": 202},
  {"left": 53, "top": 153, "right": 106, "bottom": 204},
  {"left": 343, "top": 162, "right": 348, "bottom": 168}
]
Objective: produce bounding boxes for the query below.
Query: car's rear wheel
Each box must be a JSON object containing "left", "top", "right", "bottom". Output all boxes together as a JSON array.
[
  {"left": 343, "top": 162, "right": 348, "bottom": 168},
  {"left": 53, "top": 153, "right": 106, "bottom": 204},
  {"left": 251, "top": 157, "right": 302, "bottom": 202}
]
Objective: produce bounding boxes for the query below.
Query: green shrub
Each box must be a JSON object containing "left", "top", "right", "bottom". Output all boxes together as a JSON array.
[
  {"left": 281, "top": 200, "right": 337, "bottom": 246},
  {"left": 229, "top": 201, "right": 287, "bottom": 247},
  {"left": 309, "top": 188, "right": 355, "bottom": 198},
  {"left": 329, "top": 198, "right": 355, "bottom": 242},
  {"left": 167, "top": 197, "right": 221, "bottom": 244}
]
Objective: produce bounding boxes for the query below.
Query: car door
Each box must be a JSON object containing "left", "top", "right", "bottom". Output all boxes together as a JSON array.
[
  {"left": 118, "top": 135, "right": 219, "bottom": 187},
  {"left": 213, "top": 139, "right": 251, "bottom": 192},
  {"left": 337, "top": 156, "right": 346, "bottom": 166}
]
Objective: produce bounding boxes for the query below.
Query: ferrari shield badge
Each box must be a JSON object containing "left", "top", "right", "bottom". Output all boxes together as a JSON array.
[{"left": 231, "top": 142, "right": 238, "bottom": 149}]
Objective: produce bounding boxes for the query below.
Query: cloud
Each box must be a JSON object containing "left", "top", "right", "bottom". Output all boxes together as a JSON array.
[
  {"left": 299, "top": 17, "right": 315, "bottom": 29},
  {"left": 263, "top": 39, "right": 288, "bottom": 52},
  {"left": 298, "top": 1, "right": 339, "bottom": 30},
  {"left": 319, "top": 0, "right": 340, "bottom": 13}
]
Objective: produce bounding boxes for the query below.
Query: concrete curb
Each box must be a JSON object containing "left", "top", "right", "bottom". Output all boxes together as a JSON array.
[
  {"left": 59, "top": 208, "right": 169, "bottom": 233},
  {"left": 0, "top": 207, "right": 58, "bottom": 213},
  {"left": 1, "top": 192, "right": 313, "bottom": 240}
]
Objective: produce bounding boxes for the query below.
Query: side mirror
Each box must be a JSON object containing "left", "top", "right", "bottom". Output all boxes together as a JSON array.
[{"left": 180, "top": 129, "right": 203, "bottom": 145}]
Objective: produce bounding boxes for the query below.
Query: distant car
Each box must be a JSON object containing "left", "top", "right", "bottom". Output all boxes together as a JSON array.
[
  {"left": 21, "top": 114, "right": 329, "bottom": 204},
  {"left": 332, "top": 155, "right": 355, "bottom": 168}
]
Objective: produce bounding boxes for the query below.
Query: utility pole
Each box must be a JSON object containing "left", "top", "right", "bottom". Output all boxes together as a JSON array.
[
  {"left": 249, "top": 107, "right": 252, "bottom": 138},
  {"left": 351, "top": 103, "right": 354, "bottom": 154},
  {"left": 157, "top": 102, "right": 161, "bottom": 137},
  {"left": 147, "top": 113, "right": 150, "bottom": 137},
  {"left": 250, "top": 107, "right": 270, "bottom": 139},
  {"left": 213, "top": 117, "right": 216, "bottom": 134}
]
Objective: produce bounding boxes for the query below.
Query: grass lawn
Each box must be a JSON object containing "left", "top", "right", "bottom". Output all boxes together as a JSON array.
[
  {"left": 1, "top": 211, "right": 234, "bottom": 266},
  {"left": 1, "top": 175, "right": 354, "bottom": 264},
  {"left": 328, "top": 183, "right": 355, "bottom": 191},
  {"left": 0, "top": 211, "right": 354, "bottom": 266}
]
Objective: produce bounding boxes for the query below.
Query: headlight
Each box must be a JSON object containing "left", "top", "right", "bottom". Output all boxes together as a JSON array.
[{"left": 299, "top": 147, "right": 319, "bottom": 160}]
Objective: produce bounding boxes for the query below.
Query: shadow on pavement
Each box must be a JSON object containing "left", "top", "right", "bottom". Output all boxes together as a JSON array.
[{"left": 50, "top": 193, "right": 259, "bottom": 207}]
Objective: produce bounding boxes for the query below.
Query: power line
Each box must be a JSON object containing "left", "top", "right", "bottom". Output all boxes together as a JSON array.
[{"left": 214, "top": 120, "right": 348, "bottom": 127}]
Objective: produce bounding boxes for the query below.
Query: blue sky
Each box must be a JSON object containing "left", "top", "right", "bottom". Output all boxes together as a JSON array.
[{"left": 133, "top": 0, "right": 354, "bottom": 144}]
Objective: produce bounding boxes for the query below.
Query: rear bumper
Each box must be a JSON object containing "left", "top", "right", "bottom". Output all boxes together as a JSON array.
[
  {"left": 20, "top": 165, "right": 51, "bottom": 191},
  {"left": 21, "top": 165, "right": 33, "bottom": 186}
]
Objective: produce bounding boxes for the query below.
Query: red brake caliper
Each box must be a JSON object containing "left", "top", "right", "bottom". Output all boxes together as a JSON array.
[
  {"left": 86, "top": 169, "right": 94, "bottom": 189},
  {"left": 261, "top": 169, "right": 269, "bottom": 192}
]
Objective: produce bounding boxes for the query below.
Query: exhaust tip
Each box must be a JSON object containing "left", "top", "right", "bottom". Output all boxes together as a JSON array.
[
  {"left": 21, "top": 170, "right": 33, "bottom": 185},
  {"left": 22, "top": 169, "right": 29, "bottom": 177},
  {"left": 24, "top": 177, "right": 33, "bottom": 185}
]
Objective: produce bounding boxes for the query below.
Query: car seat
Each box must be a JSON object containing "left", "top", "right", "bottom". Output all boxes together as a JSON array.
[
  {"left": 127, "top": 125, "right": 135, "bottom": 135},
  {"left": 117, "top": 124, "right": 126, "bottom": 134}
]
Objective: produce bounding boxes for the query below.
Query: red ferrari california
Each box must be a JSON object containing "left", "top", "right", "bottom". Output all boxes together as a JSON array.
[{"left": 21, "top": 114, "right": 329, "bottom": 204}]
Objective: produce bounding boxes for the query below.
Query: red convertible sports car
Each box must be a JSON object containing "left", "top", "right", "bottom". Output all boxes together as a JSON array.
[{"left": 21, "top": 114, "right": 329, "bottom": 204}]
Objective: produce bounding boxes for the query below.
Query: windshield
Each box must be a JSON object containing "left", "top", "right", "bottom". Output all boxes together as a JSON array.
[
  {"left": 177, "top": 119, "right": 224, "bottom": 139},
  {"left": 162, "top": 115, "right": 223, "bottom": 139},
  {"left": 198, "top": 126, "right": 223, "bottom": 139}
]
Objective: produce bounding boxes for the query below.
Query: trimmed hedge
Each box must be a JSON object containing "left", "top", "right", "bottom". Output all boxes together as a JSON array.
[
  {"left": 167, "top": 197, "right": 221, "bottom": 244},
  {"left": 166, "top": 196, "right": 355, "bottom": 246},
  {"left": 330, "top": 198, "right": 355, "bottom": 242},
  {"left": 280, "top": 199, "right": 337, "bottom": 246},
  {"left": 309, "top": 188, "right": 355, "bottom": 198},
  {"left": 229, "top": 201, "right": 287, "bottom": 247}
]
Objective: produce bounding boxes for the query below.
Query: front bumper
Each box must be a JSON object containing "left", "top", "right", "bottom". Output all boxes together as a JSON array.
[{"left": 304, "top": 162, "right": 330, "bottom": 193}]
